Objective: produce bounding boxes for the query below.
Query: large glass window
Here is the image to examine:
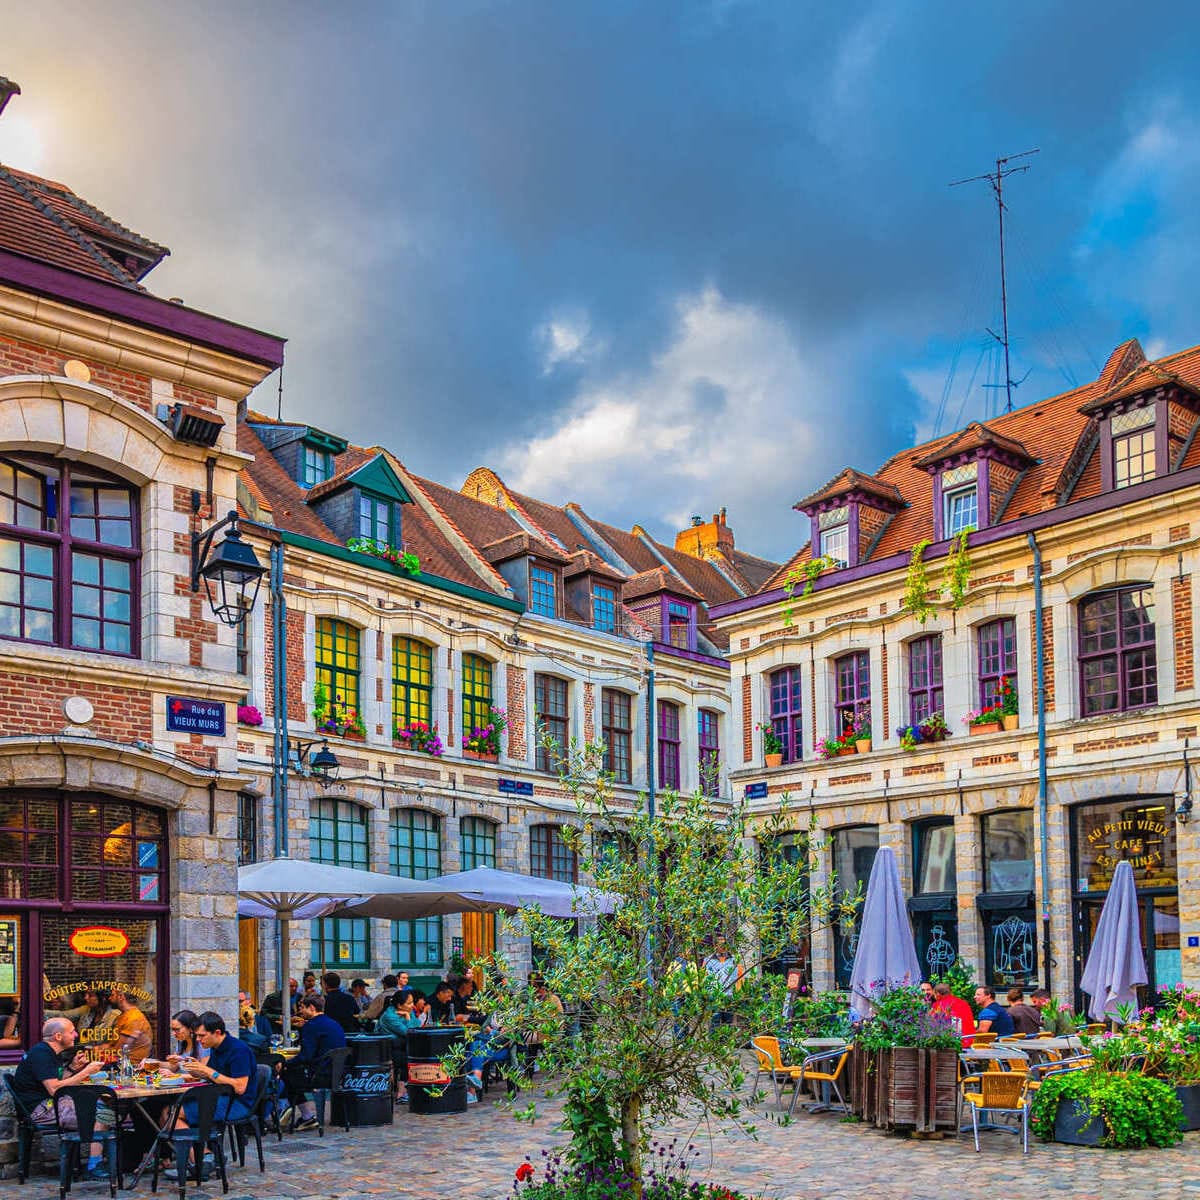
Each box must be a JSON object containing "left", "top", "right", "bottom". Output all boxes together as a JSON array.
[
  {"left": 1079, "top": 585, "right": 1157, "bottom": 716},
  {"left": 392, "top": 637, "right": 434, "bottom": 730},
  {"left": 977, "top": 618, "right": 1016, "bottom": 711},
  {"left": 832, "top": 826, "right": 879, "bottom": 988},
  {"left": 592, "top": 584, "right": 616, "bottom": 634},
  {"left": 908, "top": 635, "right": 943, "bottom": 725},
  {"left": 979, "top": 809, "right": 1037, "bottom": 989},
  {"left": 1114, "top": 428, "right": 1155, "bottom": 488},
  {"left": 461, "top": 654, "right": 494, "bottom": 745},
  {"left": 237, "top": 792, "right": 258, "bottom": 866},
  {"left": 358, "top": 493, "right": 394, "bottom": 543},
  {"left": 531, "top": 825, "right": 578, "bottom": 883},
  {"left": 834, "top": 652, "right": 870, "bottom": 737},
  {"left": 530, "top": 565, "right": 558, "bottom": 618},
  {"left": 389, "top": 809, "right": 442, "bottom": 969},
  {"left": 301, "top": 444, "right": 333, "bottom": 487},
  {"left": 315, "top": 618, "right": 361, "bottom": 724},
  {"left": 698, "top": 710, "right": 720, "bottom": 798},
  {"left": 944, "top": 486, "right": 978, "bottom": 537},
  {"left": 769, "top": 667, "right": 803, "bottom": 764},
  {"left": 657, "top": 701, "right": 681, "bottom": 791},
  {"left": 310, "top": 799, "right": 369, "bottom": 968},
  {"left": 911, "top": 819, "right": 958, "bottom": 978},
  {"left": 820, "top": 525, "right": 848, "bottom": 567},
  {"left": 602, "top": 689, "right": 632, "bottom": 784},
  {"left": 534, "top": 675, "right": 569, "bottom": 773},
  {"left": 459, "top": 817, "right": 497, "bottom": 959},
  {"left": 0, "top": 455, "right": 138, "bottom": 655}
]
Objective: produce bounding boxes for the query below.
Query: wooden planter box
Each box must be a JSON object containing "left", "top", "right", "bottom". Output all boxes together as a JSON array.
[{"left": 850, "top": 1045, "right": 958, "bottom": 1133}]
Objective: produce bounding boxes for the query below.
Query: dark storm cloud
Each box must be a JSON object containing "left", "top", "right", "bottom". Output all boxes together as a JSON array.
[{"left": 3, "top": 0, "right": 1200, "bottom": 558}]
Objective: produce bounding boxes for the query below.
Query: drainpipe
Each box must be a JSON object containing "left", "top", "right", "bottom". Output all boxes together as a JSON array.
[
  {"left": 645, "top": 641, "right": 657, "bottom": 987},
  {"left": 1026, "top": 533, "right": 1052, "bottom": 990}
]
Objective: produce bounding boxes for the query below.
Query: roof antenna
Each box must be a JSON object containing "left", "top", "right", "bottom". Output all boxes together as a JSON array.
[
  {"left": 951, "top": 149, "right": 1039, "bottom": 414},
  {"left": 275, "top": 362, "right": 284, "bottom": 422}
]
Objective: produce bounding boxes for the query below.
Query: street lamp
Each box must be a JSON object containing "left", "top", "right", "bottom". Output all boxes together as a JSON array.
[
  {"left": 191, "top": 510, "right": 267, "bottom": 626},
  {"left": 307, "top": 740, "right": 341, "bottom": 787}
]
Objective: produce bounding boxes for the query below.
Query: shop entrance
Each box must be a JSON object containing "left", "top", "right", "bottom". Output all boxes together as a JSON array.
[{"left": 1070, "top": 795, "right": 1179, "bottom": 1009}]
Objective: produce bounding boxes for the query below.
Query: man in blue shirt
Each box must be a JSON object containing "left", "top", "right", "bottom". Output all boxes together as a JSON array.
[
  {"left": 974, "top": 986, "right": 1016, "bottom": 1037},
  {"left": 282, "top": 994, "right": 346, "bottom": 1131},
  {"left": 180, "top": 1011, "right": 257, "bottom": 1124}
]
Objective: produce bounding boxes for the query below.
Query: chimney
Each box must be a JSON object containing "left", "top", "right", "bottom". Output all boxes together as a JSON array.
[
  {"left": 0, "top": 77, "right": 21, "bottom": 120},
  {"left": 674, "top": 509, "right": 734, "bottom": 559}
]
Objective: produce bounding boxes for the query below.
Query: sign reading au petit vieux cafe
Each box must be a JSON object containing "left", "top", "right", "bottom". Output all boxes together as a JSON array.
[{"left": 165, "top": 696, "right": 226, "bottom": 736}]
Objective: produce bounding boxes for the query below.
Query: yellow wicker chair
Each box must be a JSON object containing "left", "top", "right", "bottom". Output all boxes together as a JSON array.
[
  {"left": 971, "top": 1031, "right": 998, "bottom": 1046},
  {"left": 960, "top": 1070, "right": 1031, "bottom": 1153},
  {"left": 750, "top": 1036, "right": 803, "bottom": 1109}
]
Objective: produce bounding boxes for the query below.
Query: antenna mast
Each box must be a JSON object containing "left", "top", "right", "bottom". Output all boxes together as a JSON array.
[{"left": 951, "top": 148, "right": 1039, "bottom": 413}]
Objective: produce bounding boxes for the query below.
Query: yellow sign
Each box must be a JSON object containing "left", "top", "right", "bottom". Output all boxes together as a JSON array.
[{"left": 68, "top": 926, "right": 130, "bottom": 958}]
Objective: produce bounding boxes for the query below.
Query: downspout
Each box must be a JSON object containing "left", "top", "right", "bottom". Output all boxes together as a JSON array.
[
  {"left": 1026, "top": 532, "right": 1052, "bottom": 990},
  {"left": 645, "top": 641, "right": 657, "bottom": 987}
]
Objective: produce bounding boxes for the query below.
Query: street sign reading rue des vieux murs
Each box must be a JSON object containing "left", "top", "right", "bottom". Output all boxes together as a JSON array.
[{"left": 165, "top": 696, "right": 227, "bottom": 737}]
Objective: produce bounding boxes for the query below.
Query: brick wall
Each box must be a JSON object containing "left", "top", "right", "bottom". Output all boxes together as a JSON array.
[
  {"left": 1, "top": 672, "right": 153, "bottom": 742},
  {"left": 741, "top": 675, "right": 752, "bottom": 762},
  {"left": 1031, "top": 606, "right": 1055, "bottom": 713},
  {"left": 264, "top": 605, "right": 306, "bottom": 720},
  {"left": 506, "top": 667, "right": 527, "bottom": 758},
  {"left": 0, "top": 334, "right": 154, "bottom": 412},
  {"left": 880, "top": 642, "right": 889, "bottom": 738},
  {"left": 584, "top": 682, "right": 596, "bottom": 743},
  {"left": 1175, "top": 575, "right": 1194, "bottom": 691}
]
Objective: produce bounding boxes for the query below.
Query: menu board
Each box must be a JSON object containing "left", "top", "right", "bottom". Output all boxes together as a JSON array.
[{"left": 0, "top": 917, "right": 18, "bottom": 995}]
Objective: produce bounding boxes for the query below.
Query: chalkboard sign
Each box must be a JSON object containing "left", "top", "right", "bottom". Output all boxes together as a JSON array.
[{"left": 339, "top": 1063, "right": 393, "bottom": 1097}]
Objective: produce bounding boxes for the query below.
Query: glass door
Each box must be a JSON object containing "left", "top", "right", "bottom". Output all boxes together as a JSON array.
[{"left": 1074, "top": 892, "right": 1179, "bottom": 1011}]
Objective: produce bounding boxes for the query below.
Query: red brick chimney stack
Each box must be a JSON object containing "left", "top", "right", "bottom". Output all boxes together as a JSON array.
[{"left": 675, "top": 507, "right": 734, "bottom": 559}]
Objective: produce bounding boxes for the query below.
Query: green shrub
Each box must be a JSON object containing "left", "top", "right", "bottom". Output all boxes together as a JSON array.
[{"left": 1030, "top": 1069, "right": 1183, "bottom": 1148}]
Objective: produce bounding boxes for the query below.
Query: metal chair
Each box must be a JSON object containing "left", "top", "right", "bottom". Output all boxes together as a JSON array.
[
  {"left": 960, "top": 1071, "right": 1030, "bottom": 1153},
  {"left": 788, "top": 1047, "right": 850, "bottom": 1117},
  {"left": 3, "top": 1073, "right": 47, "bottom": 1184},
  {"left": 749, "top": 1035, "right": 803, "bottom": 1109},
  {"left": 252, "top": 1050, "right": 286, "bottom": 1141},
  {"left": 149, "top": 1082, "right": 233, "bottom": 1199},
  {"left": 52, "top": 1084, "right": 120, "bottom": 1200},
  {"left": 311, "top": 1046, "right": 355, "bottom": 1135},
  {"left": 227, "top": 1064, "right": 273, "bottom": 1171},
  {"left": 971, "top": 1031, "right": 998, "bottom": 1046}
]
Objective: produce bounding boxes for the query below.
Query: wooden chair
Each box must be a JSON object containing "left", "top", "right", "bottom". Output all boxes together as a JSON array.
[
  {"left": 749, "top": 1035, "right": 803, "bottom": 1109},
  {"left": 788, "top": 1047, "right": 850, "bottom": 1117},
  {"left": 960, "top": 1071, "right": 1030, "bottom": 1153}
]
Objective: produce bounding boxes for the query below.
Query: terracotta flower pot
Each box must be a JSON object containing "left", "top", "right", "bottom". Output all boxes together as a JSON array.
[
  {"left": 855, "top": 738, "right": 872, "bottom": 754},
  {"left": 341, "top": 728, "right": 366, "bottom": 742},
  {"left": 1001, "top": 713, "right": 1019, "bottom": 731},
  {"left": 765, "top": 752, "right": 784, "bottom": 769},
  {"left": 835, "top": 746, "right": 856, "bottom": 757},
  {"left": 969, "top": 722, "right": 1001, "bottom": 736},
  {"left": 464, "top": 749, "right": 498, "bottom": 762}
]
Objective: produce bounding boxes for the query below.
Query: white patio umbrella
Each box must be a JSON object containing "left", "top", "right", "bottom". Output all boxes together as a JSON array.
[
  {"left": 409, "top": 865, "right": 622, "bottom": 919},
  {"left": 237, "top": 858, "right": 488, "bottom": 1032},
  {"left": 848, "top": 846, "right": 923, "bottom": 1015},
  {"left": 1079, "top": 860, "right": 1149, "bottom": 1023}
]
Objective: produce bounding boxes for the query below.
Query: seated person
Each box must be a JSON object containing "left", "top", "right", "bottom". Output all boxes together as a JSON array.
[
  {"left": 167, "top": 1009, "right": 211, "bottom": 1064},
  {"left": 428, "top": 981, "right": 457, "bottom": 1025},
  {"left": 376, "top": 990, "right": 421, "bottom": 1101},
  {"left": 176, "top": 1012, "right": 256, "bottom": 1144},
  {"left": 321, "top": 972, "right": 360, "bottom": 1033},
  {"left": 454, "top": 977, "right": 482, "bottom": 1025},
  {"left": 1006, "top": 987, "right": 1042, "bottom": 1036},
  {"left": 12, "top": 1018, "right": 109, "bottom": 1179},
  {"left": 410, "top": 989, "right": 430, "bottom": 1025},
  {"left": 282, "top": 994, "right": 346, "bottom": 1131},
  {"left": 974, "top": 986, "right": 1015, "bottom": 1037},
  {"left": 932, "top": 983, "right": 976, "bottom": 1046},
  {"left": 0, "top": 997, "right": 20, "bottom": 1049},
  {"left": 108, "top": 988, "right": 152, "bottom": 1063}
]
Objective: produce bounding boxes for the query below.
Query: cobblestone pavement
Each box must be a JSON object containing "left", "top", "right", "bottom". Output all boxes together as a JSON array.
[{"left": 21, "top": 1074, "right": 1200, "bottom": 1200}]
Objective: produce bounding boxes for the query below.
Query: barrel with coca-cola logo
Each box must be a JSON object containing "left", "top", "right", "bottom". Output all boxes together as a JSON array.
[
  {"left": 406, "top": 1025, "right": 467, "bottom": 1114},
  {"left": 341, "top": 1034, "right": 395, "bottom": 1125}
]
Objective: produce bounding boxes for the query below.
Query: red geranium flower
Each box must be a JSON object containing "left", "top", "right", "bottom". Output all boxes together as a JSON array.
[{"left": 515, "top": 1163, "right": 534, "bottom": 1182}]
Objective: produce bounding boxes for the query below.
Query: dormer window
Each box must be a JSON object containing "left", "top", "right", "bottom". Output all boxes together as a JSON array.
[
  {"left": 818, "top": 508, "right": 849, "bottom": 566},
  {"left": 301, "top": 443, "right": 334, "bottom": 488},
  {"left": 796, "top": 471, "right": 903, "bottom": 569},
  {"left": 359, "top": 493, "right": 396, "bottom": 543},
  {"left": 530, "top": 564, "right": 558, "bottom": 617},
  {"left": 592, "top": 584, "right": 616, "bottom": 633},
  {"left": 666, "top": 600, "right": 693, "bottom": 649},
  {"left": 1111, "top": 406, "right": 1156, "bottom": 488},
  {"left": 942, "top": 463, "right": 978, "bottom": 536}
]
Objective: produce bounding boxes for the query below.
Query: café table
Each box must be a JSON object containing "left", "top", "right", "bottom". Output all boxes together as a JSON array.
[
  {"left": 782, "top": 1037, "right": 848, "bottom": 1113},
  {"left": 1006, "top": 1035, "right": 1082, "bottom": 1058},
  {"left": 85, "top": 1077, "right": 207, "bottom": 1186}
]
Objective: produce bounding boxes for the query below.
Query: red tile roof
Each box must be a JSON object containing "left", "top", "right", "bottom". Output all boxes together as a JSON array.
[{"left": 796, "top": 467, "right": 904, "bottom": 511}]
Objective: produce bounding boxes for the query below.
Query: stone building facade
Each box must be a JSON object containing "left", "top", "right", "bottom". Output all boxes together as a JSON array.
[{"left": 712, "top": 339, "right": 1200, "bottom": 1004}]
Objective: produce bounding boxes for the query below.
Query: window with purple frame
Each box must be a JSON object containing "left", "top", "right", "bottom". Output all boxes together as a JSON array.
[
  {"left": 834, "top": 652, "right": 870, "bottom": 736},
  {"left": 698, "top": 709, "right": 720, "bottom": 797},
  {"left": 666, "top": 601, "right": 693, "bottom": 650},
  {"left": 1079, "top": 585, "right": 1157, "bottom": 716},
  {"left": 977, "top": 618, "right": 1016, "bottom": 710},
  {"left": 908, "top": 635, "right": 943, "bottom": 724},
  {"left": 769, "top": 667, "right": 803, "bottom": 763},
  {"left": 657, "top": 700, "right": 681, "bottom": 791}
]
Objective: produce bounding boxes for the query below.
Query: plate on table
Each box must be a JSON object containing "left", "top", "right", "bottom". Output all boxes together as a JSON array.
[
  {"left": 90, "top": 1071, "right": 109, "bottom": 1082},
  {"left": 155, "top": 1074, "right": 187, "bottom": 1086}
]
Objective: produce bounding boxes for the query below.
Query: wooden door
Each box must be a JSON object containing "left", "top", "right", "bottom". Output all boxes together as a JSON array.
[{"left": 238, "top": 918, "right": 259, "bottom": 1001}]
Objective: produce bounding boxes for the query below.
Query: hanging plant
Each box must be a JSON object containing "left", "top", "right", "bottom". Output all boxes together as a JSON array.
[
  {"left": 944, "top": 529, "right": 972, "bottom": 609},
  {"left": 902, "top": 539, "right": 935, "bottom": 624},
  {"left": 780, "top": 554, "right": 838, "bottom": 627}
]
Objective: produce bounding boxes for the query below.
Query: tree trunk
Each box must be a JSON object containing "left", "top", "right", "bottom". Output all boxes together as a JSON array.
[{"left": 620, "top": 1094, "right": 642, "bottom": 1200}]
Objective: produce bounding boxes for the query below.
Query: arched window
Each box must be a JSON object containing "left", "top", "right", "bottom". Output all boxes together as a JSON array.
[
  {"left": 908, "top": 635, "right": 943, "bottom": 724},
  {"left": 0, "top": 454, "right": 138, "bottom": 654},
  {"left": 976, "top": 618, "right": 1016, "bottom": 711},
  {"left": 310, "top": 798, "right": 369, "bottom": 967},
  {"left": 657, "top": 700, "right": 681, "bottom": 791},
  {"left": 698, "top": 709, "right": 720, "bottom": 797},
  {"left": 392, "top": 637, "right": 434, "bottom": 733},
  {"left": 315, "top": 618, "right": 362, "bottom": 727},
  {"left": 601, "top": 689, "right": 632, "bottom": 783},
  {"left": 389, "top": 809, "right": 442, "bottom": 969},
  {"left": 834, "top": 652, "right": 870, "bottom": 736},
  {"left": 534, "top": 674, "right": 569, "bottom": 773},
  {"left": 461, "top": 654, "right": 494, "bottom": 743},
  {"left": 1079, "top": 585, "right": 1157, "bottom": 715},
  {"left": 769, "top": 667, "right": 803, "bottom": 762}
]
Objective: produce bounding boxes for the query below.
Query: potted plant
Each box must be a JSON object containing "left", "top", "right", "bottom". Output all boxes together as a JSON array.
[
  {"left": 850, "top": 984, "right": 962, "bottom": 1132},
  {"left": 999, "top": 675, "right": 1019, "bottom": 730},
  {"left": 346, "top": 535, "right": 421, "bottom": 576},
  {"left": 896, "top": 723, "right": 923, "bottom": 751},
  {"left": 1031, "top": 1068, "right": 1183, "bottom": 1148},
  {"left": 852, "top": 705, "right": 871, "bottom": 753},
  {"left": 394, "top": 719, "right": 445, "bottom": 757},
  {"left": 758, "top": 722, "right": 785, "bottom": 768},
  {"left": 312, "top": 682, "right": 366, "bottom": 739},
  {"left": 237, "top": 704, "right": 263, "bottom": 727},
  {"left": 463, "top": 706, "right": 506, "bottom": 760},
  {"left": 818, "top": 734, "right": 855, "bottom": 759},
  {"left": 963, "top": 706, "right": 1004, "bottom": 736},
  {"left": 919, "top": 711, "right": 950, "bottom": 743}
]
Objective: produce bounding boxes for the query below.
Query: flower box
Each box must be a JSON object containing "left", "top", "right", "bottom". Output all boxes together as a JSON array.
[
  {"left": 969, "top": 722, "right": 1000, "bottom": 736},
  {"left": 341, "top": 728, "right": 366, "bottom": 742},
  {"left": 835, "top": 746, "right": 856, "bottom": 757},
  {"left": 463, "top": 749, "right": 498, "bottom": 763},
  {"left": 1051, "top": 1097, "right": 1105, "bottom": 1146},
  {"left": 850, "top": 1046, "right": 958, "bottom": 1133}
]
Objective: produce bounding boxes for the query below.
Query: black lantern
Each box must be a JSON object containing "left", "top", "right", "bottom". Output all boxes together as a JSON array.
[
  {"left": 309, "top": 741, "right": 341, "bottom": 787},
  {"left": 191, "top": 511, "right": 266, "bottom": 627}
]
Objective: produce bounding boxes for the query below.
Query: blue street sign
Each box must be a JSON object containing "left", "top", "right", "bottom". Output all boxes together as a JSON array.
[
  {"left": 744, "top": 781, "right": 768, "bottom": 800},
  {"left": 498, "top": 778, "right": 534, "bottom": 797},
  {"left": 165, "top": 696, "right": 226, "bottom": 736}
]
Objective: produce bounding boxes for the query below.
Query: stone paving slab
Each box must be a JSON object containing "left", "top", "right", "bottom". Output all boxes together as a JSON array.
[{"left": 18, "top": 1077, "right": 1200, "bottom": 1200}]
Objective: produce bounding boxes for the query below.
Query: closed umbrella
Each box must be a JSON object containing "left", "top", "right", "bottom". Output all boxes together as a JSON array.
[
  {"left": 848, "top": 846, "right": 923, "bottom": 1014},
  {"left": 1079, "top": 860, "right": 1148, "bottom": 1023}
]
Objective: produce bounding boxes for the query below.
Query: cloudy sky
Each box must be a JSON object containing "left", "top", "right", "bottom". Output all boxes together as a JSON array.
[{"left": 3, "top": 1, "right": 1198, "bottom": 561}]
